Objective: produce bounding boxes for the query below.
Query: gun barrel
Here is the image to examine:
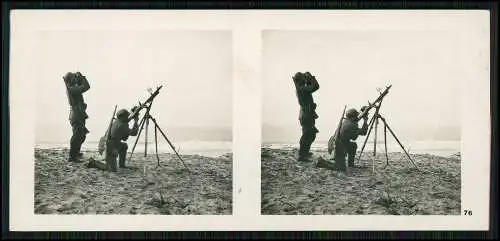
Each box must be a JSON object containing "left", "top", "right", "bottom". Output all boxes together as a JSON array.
[
  {"left": 358, "top": 85, "right": 391, "bottom": 119},
  {"left": 142, "top": 85, "right": 163, "bottom": 105},
  {"left": 150, "top": 85, "right": 162, "bottom": 98},
  {"left": 127, "top": 85, "right": 163, "bottom": 121}
]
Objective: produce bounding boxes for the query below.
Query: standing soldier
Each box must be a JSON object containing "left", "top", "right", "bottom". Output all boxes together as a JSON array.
[
  {"left": 293, "top": 71, "right": 320, "bottom": 162},
  {"left": 63, "top": 72, "right": 90, "bottom": 162},
  {"left": 90, "top": 108, "right": 139, "bottom": 172},
  {"left": 334, "top": 108, "right": 369, "bottom": 172}
]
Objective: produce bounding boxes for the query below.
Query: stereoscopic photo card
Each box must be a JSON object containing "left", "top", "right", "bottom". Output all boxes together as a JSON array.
[{"left": 8, "top": 9, "right": 492, "bottom": 231}]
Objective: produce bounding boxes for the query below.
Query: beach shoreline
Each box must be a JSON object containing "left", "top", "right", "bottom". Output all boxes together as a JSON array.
[
  {"left": 34, "top": 147, "right": 232, "bottom": 215},
  {"left": 261, "top": 140, "right": 461, "bottom": 158},
  {"left": 35, "top": 141, "right": 233, "bottom": 159}
]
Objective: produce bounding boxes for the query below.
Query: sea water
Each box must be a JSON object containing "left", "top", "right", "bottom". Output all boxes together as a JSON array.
[
  {"left": 262, "top": 140, "right": 461, "bottom": 158},
  {"left": 36, "top": 140, "right": 460, "bottom": 158}
]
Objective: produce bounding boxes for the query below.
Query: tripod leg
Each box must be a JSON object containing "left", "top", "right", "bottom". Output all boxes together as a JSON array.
[
  {"left": 356, "top": 113, "right": 377, "bottom": 163},
  {"left": 380, "top": 117, "right": 419, "bottom": 170},
  {"left": 384, "top": 123, "right": 389, "bottom": 167},
  {"left": 144, "top": 118, "right": 149, "bottom": 157},
  {"left": 150, "top": 118, "right": 190, "bottom": 173},
  {"left": 154, "top": 125, "right": 160, "bottom": 168},
  {"left": 372, "top": 117, "right": 379, "bottom": 174},
  {"left": 127, "top": 116, "right": 147, "bottom": 163}
]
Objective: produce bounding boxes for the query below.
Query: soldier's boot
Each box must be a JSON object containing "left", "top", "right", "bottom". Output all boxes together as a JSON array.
[
  {"left": 69, "top": 121, "right": 85, "bottom": 162},
  {"left": 69, "top": 134, "right": 78, "bottom": 162},
  {"left": 316, "top": 156, "right": 337, "bottom": 170},
  {"left": 298, "top": 140, "right": 308, "bottom": 161},
  {"left": 87, "top": 157, "right": 110, "bottom": 172},
  {"left": 298, "top": 156, "right": 312, "bottom": 162},
  {"left": 304, "top": 139, "right": 314, "bottom": 158},
  {"left": 68, "top": 145, "right": 80, "bottom": 162},
  {"left": 298, "top": 147, "right": 312, "bottom": 162},
  {"left": 300, "top": 144, "right": 313, "bottom": 159},
  {"left": 334, "top": 156, "right": 347, "bottom": 173},
  {"left": 298, "top": 130, "right": 315, "bottom": 162},
  {"left": 105, "top": 154, "right": 118, "bottom": 172},
  {"left": 94, "top": 159, "right": 115, "bottom": 172},
  {"left": 118, "top": 152, "right": 127, "bottom": 168},
  {"left": 75, "top": 134, "right": 87, "bottom": 158},
  {"left": 337, "top": 161, "right": 347, "bottom": 172},
  {"left": 108, "top": 162, "right": 118, "bottom": 172},
  {"left": 348, "top": 155, "right": 355, "bottom": 168},
  {"left": 307, "top": 130, "right": 317, "bottom": 157},
  {"left": 347, "top": 143, "right": 357, "bottom": 168},
  {"left": 86, "top": 158, "right": 97, "bottom": 168},
  {"left": 118, "top": 144, "right": 128, "bottom": 168},
  {"left": 69, "top": 129, "right": 87, "bottom": 162}
]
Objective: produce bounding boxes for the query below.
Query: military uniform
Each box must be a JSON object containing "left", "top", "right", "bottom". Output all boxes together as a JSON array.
[
  {"left": 334, "top": 109, "right": 368, "bottom": 171},
  {"left": 64, "top": 72, "right": 90, "bottom": 162},
  {"left": 293, "top": 72, "right": 320, "bottom": 161},
  {"left": 93, "top": 109, "right": 139, "bottom": 172}
]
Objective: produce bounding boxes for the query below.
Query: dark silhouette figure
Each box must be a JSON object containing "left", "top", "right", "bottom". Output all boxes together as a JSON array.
[
  {"left": 63, "top": 72, "right": 90, "bottom": 162},
  {"left": 293, "top": 72, "right": 320, "bottom": 162}
]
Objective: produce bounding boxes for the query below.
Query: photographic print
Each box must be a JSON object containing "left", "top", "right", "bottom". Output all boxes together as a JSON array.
[
  {"left": 261, "top": 30, "right": 465, "bottom": 215},
  {"left": 32, "top": 30, "right": 233, "bottom": 215}
]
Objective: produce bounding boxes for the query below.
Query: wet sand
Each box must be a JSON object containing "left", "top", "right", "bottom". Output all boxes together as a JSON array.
[
  {"left": 35, "top": 148, "right": 232, "bottom": 215},
  {"left": 261, "top": 147, "right": 461, "bottom": 215}
]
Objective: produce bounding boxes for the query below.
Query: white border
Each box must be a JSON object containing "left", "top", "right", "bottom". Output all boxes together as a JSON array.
[{"left": 9, "top": 10, "right": 491, "bottom": 231}]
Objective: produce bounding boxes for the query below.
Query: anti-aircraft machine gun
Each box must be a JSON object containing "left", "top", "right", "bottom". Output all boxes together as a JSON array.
[
  {"left": 328, "top": 85, "right": 419, "bottom": 174},
  {"left": 127, "top": 85, "right": 190, "bottom": 172}
]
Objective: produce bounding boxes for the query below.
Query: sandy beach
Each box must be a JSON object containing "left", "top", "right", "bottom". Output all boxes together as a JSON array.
[
  {"left": 35, "top": 148, "right": 232, "bottom": 215},
  {"left": 261, "top": 147, "right": 461, "bottom": 215}
]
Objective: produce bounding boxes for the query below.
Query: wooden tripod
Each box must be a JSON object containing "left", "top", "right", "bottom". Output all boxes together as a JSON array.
[
  {"left": 127, "top": 101, "right": 190, "bottom": 172},
  {"left": 356, "top": 100, "right": 419, "bottom": 174}
]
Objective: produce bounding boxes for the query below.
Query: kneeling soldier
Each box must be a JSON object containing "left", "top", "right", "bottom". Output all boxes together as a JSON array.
[
  {"left": 334, "top": 108, "right": 368, "bottom": 172},
  {"left": 90, "top": 108, "right": 139, "bottom": 172}
]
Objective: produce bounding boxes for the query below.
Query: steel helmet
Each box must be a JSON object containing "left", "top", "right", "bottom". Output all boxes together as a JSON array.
[
  {"left": 116, "top": 109, "right": 130, "bottom": 119},
  {"left": 346, "top": 108, "right": 359, "bottom": 119}
]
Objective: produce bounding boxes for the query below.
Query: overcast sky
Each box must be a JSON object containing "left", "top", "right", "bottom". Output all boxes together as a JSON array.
[
  {"left": 262, "top": 30, "right": 464, "bottom": 143},
  {"left": 34, "top": 30, "right": 232, "bottom": 143}
]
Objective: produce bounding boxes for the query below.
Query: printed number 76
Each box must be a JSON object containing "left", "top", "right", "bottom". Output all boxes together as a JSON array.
[{"left": 463, "top": 210, "right": 472, "bottom": 216}]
